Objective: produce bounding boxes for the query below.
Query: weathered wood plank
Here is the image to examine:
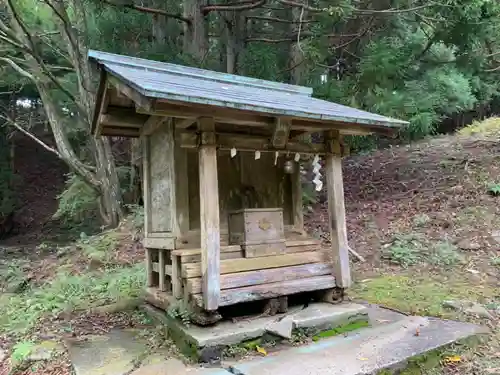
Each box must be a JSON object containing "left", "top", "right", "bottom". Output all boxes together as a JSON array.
[
  {"left": 171, "top": 255, "right": 182, "bottom": 299},
  {"left": 172, "top": 242, "right": 317, "bottom": 263},
  {"left": 143, "top": 237, "right": 176, "bottom": 249},
  {"left": 186, "top": 262, "right": 333, "bottom": 294},
  {"left": 198, "top": 117, "right": 221, "bottom": 311},
  {"left": 182, "top": 251, "right": 323, "bottom": 278},
  {"left": 152, "top": 262, "right": 172, "bottom": 276},
  {"left": 325, "top": 130, "right": 351, "bottom": 288},
  {"left": 181, "top": 250, "right": 243, "bottom": 264},
  {"left": 286, "top": 239, "right": 320, "bottom": 247},
  {"left": 192, "top": 275, "right": 336, "bottom": 307},
  {"left": 172, "top": 245, "right": 240, "bottom": 256},
  {"left": 158, "top": 250, "right": 166, "bottom": 292}
]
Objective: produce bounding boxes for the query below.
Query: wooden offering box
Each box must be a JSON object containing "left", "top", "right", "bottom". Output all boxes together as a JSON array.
[{"left": 228, "top": 208, "right": 286, "bottom": 258}]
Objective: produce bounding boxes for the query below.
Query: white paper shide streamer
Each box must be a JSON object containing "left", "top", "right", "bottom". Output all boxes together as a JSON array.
[{"left": 312, "top": 154, "right": 323, "bottom": 191}]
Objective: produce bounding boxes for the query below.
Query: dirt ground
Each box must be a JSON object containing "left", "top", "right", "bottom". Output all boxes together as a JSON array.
[{"left": 1, "top": 121, "right": 500, "bottom": 374}]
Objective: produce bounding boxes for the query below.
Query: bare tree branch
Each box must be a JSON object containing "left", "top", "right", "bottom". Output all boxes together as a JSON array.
[
  {"left": 0, "top": 114, "right": 61, "bottom": 157},
  {"left": 101, "top": 0, "right": 191, "bottom": 23},
  {"left": 203, "top": 0, "right": 266, "bottom": 14},
  {"left": 278, "top": 0, "right": 437, "bottom": 15},
  {"left": 0, "top": 57, "right": 34, "bottom": 80},
  {"left": 246, "top": 37, "right": 293, "bottom": 43},
  {"left": 6, "top": 0, "right": 80, "bottom": 107},
  {"left": 247, "top": 15, "right": 317, "bottom": 23}
]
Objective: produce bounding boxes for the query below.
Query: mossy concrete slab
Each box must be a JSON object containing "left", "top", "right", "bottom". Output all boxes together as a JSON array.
[
  {"left": 170, "top": 303, "right": 368, "bottom": 348},
  {"left": 67, "top": 329, "right": 150, "bottom": 375},
  {"left": 230, "top": 316, "right": 488, "bottom": 375}
]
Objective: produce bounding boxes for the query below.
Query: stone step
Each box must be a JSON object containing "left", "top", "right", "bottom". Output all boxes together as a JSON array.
[{"left": 229, "top": 315, "right": 487, "bottom": 375}]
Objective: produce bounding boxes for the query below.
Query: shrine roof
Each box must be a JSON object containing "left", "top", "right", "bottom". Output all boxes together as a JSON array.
[{"left": 88, "top": 50, "right": 408, "bottom": 136}]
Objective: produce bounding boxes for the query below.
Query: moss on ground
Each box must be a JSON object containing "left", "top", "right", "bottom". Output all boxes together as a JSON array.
[{"left": 312, "top": 319, "right": 370, "bottom": 341}]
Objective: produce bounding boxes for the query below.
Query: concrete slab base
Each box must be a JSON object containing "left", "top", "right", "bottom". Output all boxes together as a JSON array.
[
  {"left": 142, "top": 302, "right": 369, "bottom": 362},
  {"left": 229, "top": 315, "right": 488, "bottom": 375}
]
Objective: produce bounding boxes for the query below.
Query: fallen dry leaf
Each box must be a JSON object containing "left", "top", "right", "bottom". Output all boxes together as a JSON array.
[
  {"left": 256, "top": 346, "right": 267, "bottom": 356},
  {"left": 443, "top": 355, "right": 462, "bottom": 364}
]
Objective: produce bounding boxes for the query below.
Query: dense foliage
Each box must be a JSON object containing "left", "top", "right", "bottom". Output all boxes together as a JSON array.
[{"left": 2, "top": 0, "right": 500, "bottom": 224}]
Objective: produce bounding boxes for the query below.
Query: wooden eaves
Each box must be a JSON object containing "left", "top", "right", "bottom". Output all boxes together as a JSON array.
[{"left": 89, "top": 50, "right": 408, "bottom": 155}]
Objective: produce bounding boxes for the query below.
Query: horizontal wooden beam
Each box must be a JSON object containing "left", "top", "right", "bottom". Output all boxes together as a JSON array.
[
  {"left": 100, "top": 113, "right": 146, "bottom": 128},
  {"left": 186, "top": 262, "right": 333, "bottom": 294},
  {"left": 101, "top": 126, "right": 140, "bottom": 137},
  {"left": 152, "top": 262, "right": 173, "bottom": 276},
  {"left": 137, "top": 100, "right": 275, "bottom": 127},
  {"left": 182, "top": 251, "right": 323, "bottom": 278},
  {"left": 180, "top": 132, "right": 326, "bottom": 154},
  {"left": 192, "top": 275, "right": 336, "bottom": 307}
]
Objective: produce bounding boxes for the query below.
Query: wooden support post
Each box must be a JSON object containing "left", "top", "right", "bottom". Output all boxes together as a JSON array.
[
  {"left": 324, "top": 130, "right": 351, "bottom": 288},
  {"left": 291, "top": 163, "right": 304, "bottom": 233},
  {"left": 171, "top": 254, "right": 183, "bottom": 299},
  {"left": 142, "top": 135, "right": 151, "bottom": 236},
  {"left": 271, "top": 118, "right": 291, "bottom": 148},
  {"left": 198, "top": 117, "right": 221, "bottom": 311},
  {"left": 159, "top": 249, "right": 166, "bottom": 292},
  {"left": 146, "top": 248, "right": 154, "bottom": 287}
]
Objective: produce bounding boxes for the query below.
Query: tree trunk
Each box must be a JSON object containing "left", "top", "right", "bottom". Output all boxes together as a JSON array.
[
  {"left": 225, "top": 11, "right": 246, "bottom": 74},
  {"left": 289, "top": 3, "right": 307, "bottom": 84},
  {"left": 183, "top": 0, "right": 209, "bottom": 61},
  {"left": 5, "top": 0, "right": 125, "bottom": 227}
]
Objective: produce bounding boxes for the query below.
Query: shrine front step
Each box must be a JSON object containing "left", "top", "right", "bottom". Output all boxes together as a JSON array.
[
  {"left": 229, "top": 314, "right": 487, "bottom": 375},
  {"left": 142, "top": 302, "right": 370, "bottom": 362}
]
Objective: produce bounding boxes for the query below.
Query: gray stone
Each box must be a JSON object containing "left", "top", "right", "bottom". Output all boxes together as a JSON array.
[
  {"left": 27, "top": 340, "right": 64, "bottom": 361},
  {"left": 131, "top": 357, "right": 232, "bottom": 375},
  {"left": 443, "top": 300, "right": 495, "bottom": 319},
  {"left": 164, "top": 303, "right": 368, "bottom": 348},
  {"left": 291, "top": 303, "right": 368, "bottom": 330},
  {"left": 457, "top": 239, "right": 481, "bottom": 251},
  {"left": 491, "top": 230, "right": 500, "bottom": 244},
  {"left": 465, "top": 303, "right": 495, "bottom": 320},
  {"left": 67, "top": 329, "right": 150, "bottom": 375},
  {"left": 230, "top": 316, "right": 487, "bottom": 375},
  {"left": 265, "top": 318, "right": 293, "bottom": 339}
]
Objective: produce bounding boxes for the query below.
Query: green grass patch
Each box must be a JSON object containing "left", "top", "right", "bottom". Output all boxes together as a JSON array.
[
  {"left": 382, "top": 235, "right": 463, "bottom": 268},
  {"left": 352, "top": 275, "right": 496, "bottom": 316},
  {"left": 0, "top": 264, "right": 146, "bottom": 338},
  {"left": 458, "top": 117, "right": 500, "bottom": 136},
  {"left": 312, "top": 320, "right": 370, "bottom": 341},
  {"left": 77, "top": 230, "right": 120, "bottom": 262}
]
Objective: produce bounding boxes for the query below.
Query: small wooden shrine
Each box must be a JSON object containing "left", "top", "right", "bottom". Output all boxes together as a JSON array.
[{"left": 89, "top": 50, "right": 406, "bottom": 323}]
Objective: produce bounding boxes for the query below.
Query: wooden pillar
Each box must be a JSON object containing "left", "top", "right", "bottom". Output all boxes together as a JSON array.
[
  {"left": 324, "top": 130, "right": 351, "bottom": 288},
  {"left": 291, "top": 163, "right": 304, "bottom": 233},
  {"left": 198, "top": 117, "right": 220, "bottom": 311},
  {"left": 158, "top": 250, "right": 166, "bottom": 291}
]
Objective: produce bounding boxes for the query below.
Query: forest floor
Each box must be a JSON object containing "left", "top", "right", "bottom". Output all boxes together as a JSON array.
[{"left": 1, "top": 119, "right": 500, "bottom": 374}]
